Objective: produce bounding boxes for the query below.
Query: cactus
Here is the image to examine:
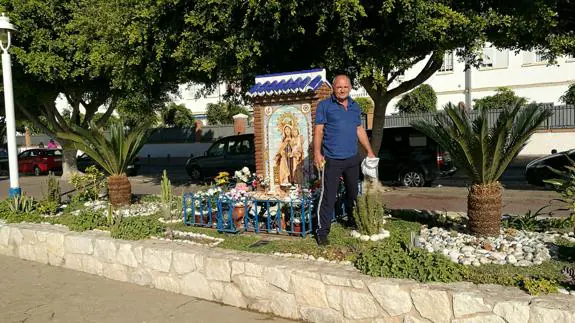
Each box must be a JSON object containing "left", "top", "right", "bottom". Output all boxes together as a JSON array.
[{"left": 160, "top": 170, "right": 173, "bottom": 219}]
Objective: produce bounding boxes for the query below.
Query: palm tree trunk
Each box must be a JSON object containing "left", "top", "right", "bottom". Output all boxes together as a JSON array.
[
  {"left": 107, "top": 174, "right": 131, "bottom": 206},
  {"left": 467, "top": 182, "right": 502, "bottom": 236}
]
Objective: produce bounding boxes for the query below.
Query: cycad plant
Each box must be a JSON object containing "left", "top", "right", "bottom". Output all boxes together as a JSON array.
[
  {"left": 57, "top": 121, "right": 151, "bottom": 206},
  {"left": 412, "top": 103, "right": 552, "bottom": 236}
]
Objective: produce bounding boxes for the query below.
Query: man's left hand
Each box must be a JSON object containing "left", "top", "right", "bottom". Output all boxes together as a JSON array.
[{"left": 367, "top": 152, "right": 376, "bottom": 159}]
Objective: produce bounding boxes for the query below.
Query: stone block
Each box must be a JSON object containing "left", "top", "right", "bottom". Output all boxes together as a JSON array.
[
  {"left": 222, "top": 284, "right": 248, "bottom": 308},
  {"left": 46, "top": 232, "right": 65, "bottom": 258},
  {"left": 21, "top": 228, "right": 37, "bottom": 244},
  {"left": 17, "top": 244, "right": 37, "bottom": 261},
  {"left": 82, "top": 256, "right": 103, "bottom": 275},
  {"left": 32, "top": 245, "right": 49, "bottom": 264},
  {"left": 130, "top": 267, "right": 153, "bottom": 286},
  {"left": 102, "top": 264, "right": 129, "bottom": 282},
  {"left": 9, "top": 227, "right": 23, "bottom": 245},
  {"left": 117, "top": 244, "right": 139, "bottom": 268},
  {"left": 133, "top": 245, "right": 144, "bottom": 264},
  {"left": 291, "top": 274, "right": 328, "bottom": 308},
  {"left": 263, "top": 266, "right": 291, "bottom": 292},
  {"left": 321, "top": 273, "right": 351, "bottom": 287},
  {"left": 403, "top": 315, "right": 432, "bottom": 323},
  {"left": 452, "top": 314, "right": 506, "bottom": 323},
  {"left": 194, "top": 253, "right": 205, "bottom": 273},
  {"left": 180, "top": 271, "right": 213, "bottom": 301},
  {"left": 153, "top": 275, "right": 181, "bottom": 294},
  {"left": 48, "top": 253, "right": 64, "bottom": 266},
  {"left": 245, "top": 262, "right": 264, "bottom": 277},
  {"left": 143, "top": 247, "right": 172, "bottom": 273},
  {"left": 341, "top": 290, "right": 381, "bottom": 319},
  {"left": 63, "top": 253, "right": 84, "bottom": 271},
  {"left": 351, "top": 279, "right": 365, "bottom": 289},
  {"left": 530, "top": 303, "right": 575, "bottom": 322},
  {"left": 94, "top": 239, "right": 118, "bottom": 263},
  {"left": 453, "top": 292, "right": 492, "bottom": 317},
  {"left": 248, "top": 300, "right": 271, "bottom": 313},
  {"left": 209, "top": 281, "right": 225, "bottom": 301},
  {"left": 64, "top": 235, "right": 94, "bottom": 255},
  {"left": 326, "top": 285, "right": 343, "bottom": 312},
  {"left": 412, "top": 288, "right": 452, "bottom": 323},
  {"left": 492, "top": 301, "right": 529, "bottom": 323},
  {"left": 231, "top": 261, "right": 245, "bottom": 277},
  {"left": 0, "top": 244, "right": 14, "bottom": 256},
  {"left": 205, "top": 257, "right": 231, "bottom": 282},
  {"left": 0, "top": 226, "right": 10, "bottom": 246},
  {"left": 270, "top": 289, "right": 299, "bottom": 320},
  {"left": 236, "top": 275, "right": 270, "bottom": 299},
  {"left": 299, "top": 306, "right": 345, "bottom": 323},
  {"left": 368, "top": 281, "right": 413, "bottom": 316},
  {"left": 35, "top": 230, "right": 48, "bottom": 242},
  {"left": 173, "top": 251, "right": 196, "bottom": 275}
]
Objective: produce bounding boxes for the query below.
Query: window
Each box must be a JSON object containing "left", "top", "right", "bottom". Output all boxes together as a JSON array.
[
  {"left": 228, "top": 139, "right": 251, "bottom": 155},
  {"left": 567, "top": 54, "right": 575, "bottom": 62},
  {"left": 439, "top": 52, "right": 454, "bottom": 72},
  {"left": 207, "top": 140, "right": 226, "bottom": 157},
  {"left": 535, "top": 52, "right": 546, "bottom": 63},
  {"left": 480, "top": 46, "right": 509, "bottom": 69},
  {"left": 409, "top": 135, "right": 427, "bottom": 147}
]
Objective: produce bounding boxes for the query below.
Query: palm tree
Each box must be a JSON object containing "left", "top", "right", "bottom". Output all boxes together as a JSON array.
[
  {"left": 412, "top": 103, "right": 552, "bottom": 236},
  {"left": 57, "top": 121, "right": 151, "bottom": 206}
]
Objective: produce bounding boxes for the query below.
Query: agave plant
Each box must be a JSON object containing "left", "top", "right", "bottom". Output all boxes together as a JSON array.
[
  {"left": 412, "top": 103, "right": 552, "bottom": 236},
  {"left": 57, "top": 121, "right": 151, "bottom": 206}
]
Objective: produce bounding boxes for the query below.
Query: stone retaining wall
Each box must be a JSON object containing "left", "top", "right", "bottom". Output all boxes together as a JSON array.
[{"left": 1, "top": 222, "right": 575, "bottom": 323}]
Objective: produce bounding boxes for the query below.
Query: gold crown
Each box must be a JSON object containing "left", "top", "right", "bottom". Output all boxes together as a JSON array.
[{"left": 276, "top": 112, "right": 299, "bottom": 134}]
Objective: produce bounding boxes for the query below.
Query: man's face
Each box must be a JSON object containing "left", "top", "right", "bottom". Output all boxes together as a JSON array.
[{"left": 333, "top": 76, "right": 351, "bottom": 101}]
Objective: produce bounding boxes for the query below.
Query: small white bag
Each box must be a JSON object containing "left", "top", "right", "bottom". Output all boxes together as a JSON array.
[{"left": 361, "top": 157, "right": 380, "bottom": 179}]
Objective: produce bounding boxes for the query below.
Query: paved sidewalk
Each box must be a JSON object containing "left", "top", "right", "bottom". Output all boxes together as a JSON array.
[{"left": 0, "top": 255, "right": 295, "bottom": 323}]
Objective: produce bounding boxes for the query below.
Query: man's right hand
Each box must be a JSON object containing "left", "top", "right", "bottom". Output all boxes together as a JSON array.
[{"left": 314, "top": 153, "right": 325, "bottom": 170}]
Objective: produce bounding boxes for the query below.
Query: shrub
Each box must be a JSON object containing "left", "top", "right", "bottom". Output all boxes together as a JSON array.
[
  {"left": 355, "top": 97, "right": 374, "bottom": 114},
  {"left": 355, "top": 240, "right": 466, "bottom": 283},
  {"left": 396, "top": 84, "right": 437, "bottom": 113},
  {"left": 35, "top": 200, "right": 59, "bottom": 216},
  {"left": 45, "top": 172, "right": 61, "bottom": 204},
  {"left": 110, "top": 216, "right": 165, "bottom": 240},
  {"left": 69, "top": 165, "right": 107, "bottom": 202},
  {"left": 352, "top": 185, "right": 385, "bottom": 236},
  {"left": 516, "top": 275, "right": 558, "bottom": 295},
  {"left": 473, "top": 87, "right": 527, "bottom": 110},
  {"left": 60, "top": 209, "right": 107, "bottom": 232},
  {"left": 560, "top": 83, "right": 575, "bottom": 105}
]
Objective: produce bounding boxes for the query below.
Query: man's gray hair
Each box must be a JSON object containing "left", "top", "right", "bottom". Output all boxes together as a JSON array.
[{"left": 331, "top": 74, "right": 351, "bottom": 86}]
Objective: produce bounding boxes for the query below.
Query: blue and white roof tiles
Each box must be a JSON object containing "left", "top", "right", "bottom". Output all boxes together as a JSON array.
[{"left": 247, "top": 68, "right": 331, "bottom": 97}]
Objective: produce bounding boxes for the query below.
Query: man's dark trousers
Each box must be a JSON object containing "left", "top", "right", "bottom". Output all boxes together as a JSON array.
[{"left": 316, "top": 154, "right": 360, "bottom": 237}]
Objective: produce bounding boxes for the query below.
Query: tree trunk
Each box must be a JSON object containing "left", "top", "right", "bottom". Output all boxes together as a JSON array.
[
  {"left": 467, "top": 182, "right": 502, "bottom": 236},
  {"left": 61, "top": 142, "right": 80, "bottom": 180},
  {"left": 108, "top": 174, "right": 132, "bottom": 206},
  {"left": 370, "top": 95, "right": 391, "bottom": 155}
]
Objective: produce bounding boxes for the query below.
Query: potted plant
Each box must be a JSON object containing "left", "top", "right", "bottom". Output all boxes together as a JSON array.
[{"left": 57, "top": 121, "right": 151, "bottom": 206}]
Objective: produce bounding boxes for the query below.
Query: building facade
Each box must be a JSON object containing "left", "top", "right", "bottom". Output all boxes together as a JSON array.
[{"left": 351, "top": 48, "right": 575, "bottom": 114}]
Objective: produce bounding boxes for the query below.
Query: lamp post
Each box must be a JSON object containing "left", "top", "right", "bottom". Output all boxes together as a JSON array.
[{"left": 0, "top": 13, "right": 20, "bottom": 197}]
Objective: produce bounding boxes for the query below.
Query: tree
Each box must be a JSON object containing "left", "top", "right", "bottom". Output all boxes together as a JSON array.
[
  {"left": 175, "top": 0, "right": 570, "bottom": 155},
  {"left": 355, "top": 97, "right": 374, "bottom": 115},
  {"left": 560, "top": 83, "right": 575, "bottom": 105},
  {"left": 396, "top": 84, "right": 437, "bottom": 114},
  {"left": 1, "top": 0, "right": 183, "bottom": 178},
  {"left": 206, "top": 102, "right": 249, "bottom": 125},
  {"left": 473, "top": 87, "right": 528, "bottom": 110},
  {"left": 57, "top": 121, "right": 152, "bottom": 206},
  {"left": 412, "top": 103, "right": 552, "bottom": 236},
  {"left": 161, "top": 103, "right": 196, "bottom": 128}
]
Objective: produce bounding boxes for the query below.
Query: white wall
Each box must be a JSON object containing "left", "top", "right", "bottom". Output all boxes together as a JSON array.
[{"left": 519, "top": 132, "right": 575, "bottom": 156}]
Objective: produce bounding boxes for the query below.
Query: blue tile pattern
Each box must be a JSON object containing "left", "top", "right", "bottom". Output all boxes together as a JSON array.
[{"left": 247, "top": 68, "right": 330, "bottom": 97}]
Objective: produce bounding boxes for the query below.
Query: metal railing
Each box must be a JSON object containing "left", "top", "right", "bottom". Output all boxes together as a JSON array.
[{"left": 384, "top": 104, "right": 575, "bottom": 129}]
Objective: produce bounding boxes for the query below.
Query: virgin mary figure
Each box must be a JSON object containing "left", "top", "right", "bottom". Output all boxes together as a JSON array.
[{"left": 276, "top": 125, "right": 295, "bottom": 185}]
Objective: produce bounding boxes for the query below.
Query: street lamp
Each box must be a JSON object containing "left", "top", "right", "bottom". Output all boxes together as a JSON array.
[{"left": 0, "top": 13, "right": 20, "bottom": 197}]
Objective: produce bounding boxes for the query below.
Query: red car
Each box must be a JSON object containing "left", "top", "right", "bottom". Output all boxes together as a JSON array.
[{"left": 18, "top": 148, "right": 63, "bottom": 175}]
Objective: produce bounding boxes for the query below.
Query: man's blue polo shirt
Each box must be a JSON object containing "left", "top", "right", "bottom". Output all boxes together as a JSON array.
[{"left": 315, "top": 95, "right": 362, "bottom": 159}]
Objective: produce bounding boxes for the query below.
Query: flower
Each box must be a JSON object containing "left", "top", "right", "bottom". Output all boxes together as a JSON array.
[{"left": 242, "top": 167, "right": 250, "bottom": 175}]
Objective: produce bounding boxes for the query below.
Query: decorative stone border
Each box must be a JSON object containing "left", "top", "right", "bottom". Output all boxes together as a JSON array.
[{"left": 1, "top": 222, "right": 574, "bottom": 322}]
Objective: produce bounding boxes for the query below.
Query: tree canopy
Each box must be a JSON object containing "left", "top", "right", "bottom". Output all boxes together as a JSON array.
[
  {"left": 175, "top": 0, "right": 573, "bottom": 153},
  {"left": 396, "top": 84, "right": 437, "bottom": 114},
  {"left": 206, "top": 102, "right": 249, "bottom": 125},
  {"left": 560, "top": 83, "right": 575, "bottom": 105},
  {"left": 161, "top": 103, "right": 196, "bottom": 128}
]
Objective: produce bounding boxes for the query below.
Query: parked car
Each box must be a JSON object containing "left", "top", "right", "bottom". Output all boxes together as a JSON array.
[
  {"left": 525, "top": 149, "right": 575, "bottom": 186},
  {"left": 185, "top": 134, "right": 255, "bottom": 181},
  {"left": 367, "top": 127, "right": 456, "bottom": 186},
  {"left": 76, "top": 153, "right": 140, "bottom": 176},
  {"left": 17, "top": 148, "right": 63, "bottom": 175}
]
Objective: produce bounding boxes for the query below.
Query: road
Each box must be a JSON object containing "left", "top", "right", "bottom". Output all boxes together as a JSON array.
[{"left": 0, "top": 255, "right": 295, "bottom": 323}]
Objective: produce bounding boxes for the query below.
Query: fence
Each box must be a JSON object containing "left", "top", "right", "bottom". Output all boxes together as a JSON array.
[
  {"left": 182, "top": 193, "right": 313, "bottom": 237},
  {"left": 384, "top": 104, "right": 575, "bottom": 130}
]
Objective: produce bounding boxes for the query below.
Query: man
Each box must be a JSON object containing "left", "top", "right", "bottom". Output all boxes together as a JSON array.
[{"left": 313, "top": 74, "right": 375, "bottom": 246}]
